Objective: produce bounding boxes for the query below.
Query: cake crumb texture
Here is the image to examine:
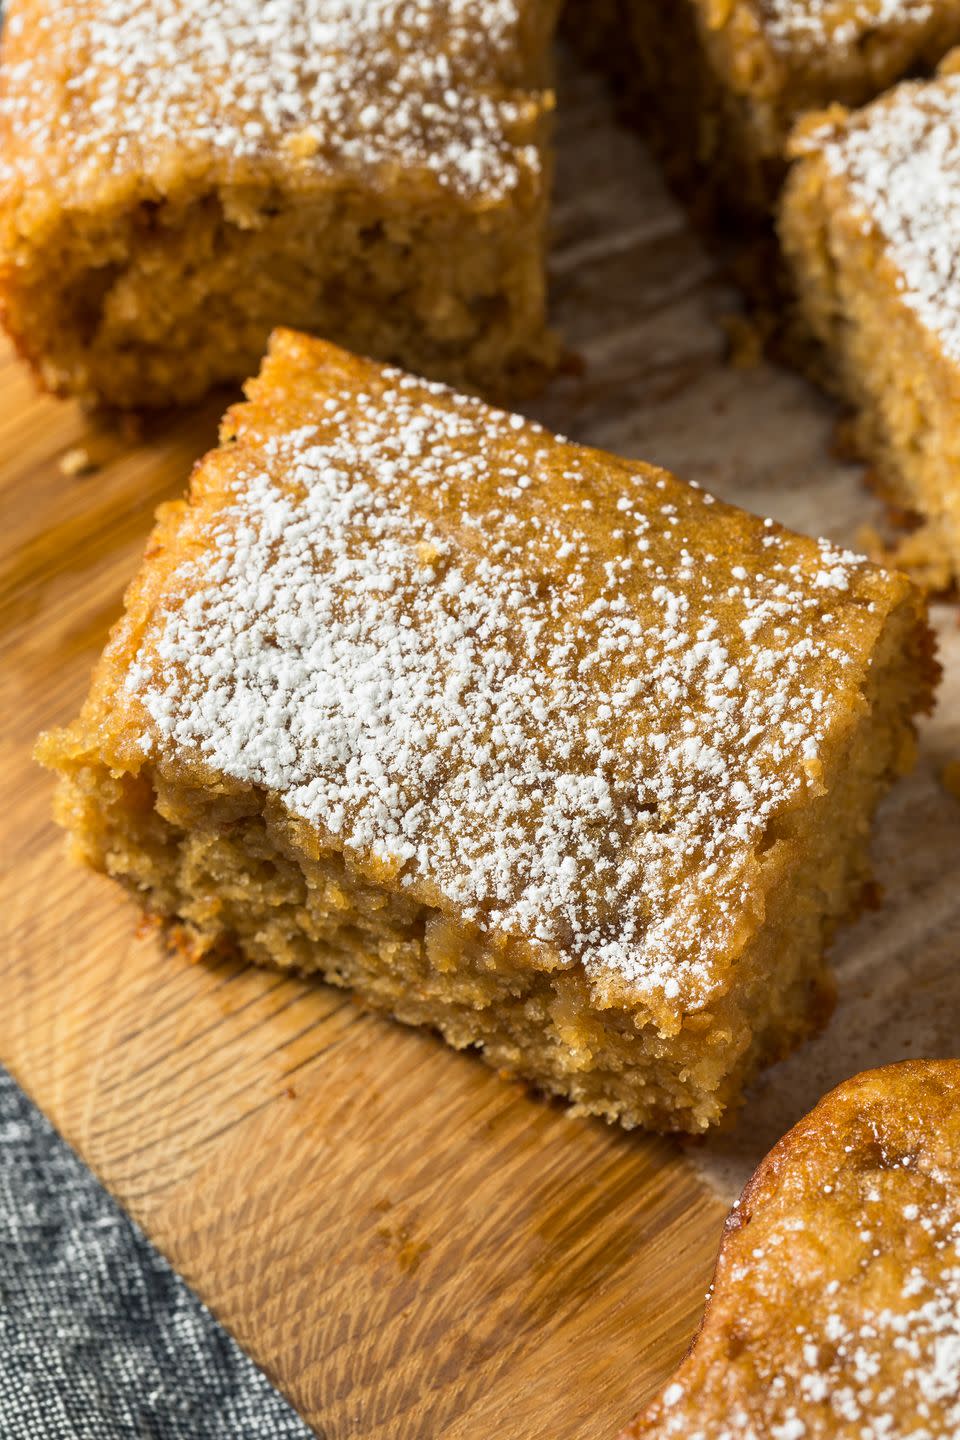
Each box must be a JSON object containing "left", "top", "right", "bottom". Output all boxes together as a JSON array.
[{"left": 798, "top": 70, "right": 960, "bottom": 362}]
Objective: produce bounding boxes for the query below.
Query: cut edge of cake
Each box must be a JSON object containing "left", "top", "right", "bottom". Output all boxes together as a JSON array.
[{"left": 781, "top": 59, "right": 960, "bottom": 588}]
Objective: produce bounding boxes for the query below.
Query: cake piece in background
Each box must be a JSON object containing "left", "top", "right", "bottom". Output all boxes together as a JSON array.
[
  {"left": 782, "top": 54, "right": 960, "bottom": 587},
  {"left": 622, "top": 1061, "right": 960, "bottom": 1438},
  {"left": 37, "top": 330, "right": 936, "bottom": 1134},
  {"left": 569, "top": 0, "right": 960, "bottom": 223},
  {"left": 0, "top": 0, "right": 558, "bottom": 409}
]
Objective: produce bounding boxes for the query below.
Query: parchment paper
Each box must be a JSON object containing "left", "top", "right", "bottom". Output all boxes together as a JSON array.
[{"left": 535, "top": 61, "right": 960, "bottom": 1203}]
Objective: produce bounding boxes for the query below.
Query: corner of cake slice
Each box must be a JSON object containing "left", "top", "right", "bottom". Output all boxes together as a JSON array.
[
  {"left": 37, "top": 330, "right": 937, "bottom": 1133},
  {"left": 781, "top": 51, "right": 960, "bottom": 586}
]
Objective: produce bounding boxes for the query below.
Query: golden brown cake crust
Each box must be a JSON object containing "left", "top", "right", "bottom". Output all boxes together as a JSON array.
[
  {"left": 0, "top": 0, "right": 554, "bottom": 210},
  {"left": 37, "top": 331, "right": 936, "bottom": 1131},
  {"left": 0, "top": 0, "right": 559, "bottom": 406},
  {"left": 623, "top": 1060, "right": 960, "bottom": 1438}
]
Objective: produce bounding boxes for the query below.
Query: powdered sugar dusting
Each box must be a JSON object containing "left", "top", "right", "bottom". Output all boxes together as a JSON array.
[
  {"left": 762, "top": 0, "right": 935, "bottom": 51},
  {"left": 124, "top": 352, "right": 881, "bottom": 1007},
  {"left": 813, "top": 73, "right": 960, "bottom": 364},
  {"left": 654, "top": 1252, "right": 960, "bottom": 1438},
  {"left": 0, "top": 0, "right": 543, "bottom": 201}
]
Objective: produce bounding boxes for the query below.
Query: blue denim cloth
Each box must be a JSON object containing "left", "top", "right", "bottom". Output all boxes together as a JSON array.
[{"left": 0, "top": 1067, "right": 315, "bottom": 1440}]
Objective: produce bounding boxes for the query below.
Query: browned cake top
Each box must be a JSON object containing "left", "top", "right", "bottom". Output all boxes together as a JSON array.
[
  {"left": 627, "top": 1061, "right": 960, "bottom": 1439},
  {"left": 793, "top": 68, "right": 960, "bottom": 362},
  {"left": 95, "top": 331, "right": 911, "bottom": 1015},
  {"left": 0, "top": 0, "right": 552, "bottom": 210}
]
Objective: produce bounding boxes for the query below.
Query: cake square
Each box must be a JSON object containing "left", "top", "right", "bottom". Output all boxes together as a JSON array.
[
  {"left": 569, "top": 0, "right": 960, "bottom": 221},
  {"left": 781, "top": 56, "right": 960, "bottom": 585},
  {"left": 38, "top": 330, "right": 936, "bottom": 1133},
  {"left": 0, "top": 0, "right": 558, "bottom": 409}
]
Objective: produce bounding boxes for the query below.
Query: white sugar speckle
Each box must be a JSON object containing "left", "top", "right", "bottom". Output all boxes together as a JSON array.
[
  {"left": 0, "top": 0, "right": 543, "bottom": 201},
  {"left": 764, "top": 0, "right": 935, "bottom": 51},
  {"left": 811, "top": 71, "right": 960, "bottom": 364},
  {"left": 647, "top": 1097, "right": 960, "bottom": 1439}
]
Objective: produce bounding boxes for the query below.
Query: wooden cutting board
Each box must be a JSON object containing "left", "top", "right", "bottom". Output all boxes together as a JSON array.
[{"left": 4, "top": 58, "right": 943, "bottom": 1440}]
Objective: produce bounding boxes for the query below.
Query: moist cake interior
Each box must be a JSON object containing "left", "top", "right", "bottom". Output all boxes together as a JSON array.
[{"left": 4, "top": 182, "right": 551, "bottom": 409}]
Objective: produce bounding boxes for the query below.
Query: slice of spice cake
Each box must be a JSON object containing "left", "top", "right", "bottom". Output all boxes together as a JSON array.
[
  {"left": 782, "top": 56, "right": 960, "bottom": 585},
  {"left": 0, "top": 0, "right": 558, "bottom": 409},
  {"left": 568, "top": 0, "right": 960, "bottom": 223},
  {"left": 623, "top": 1061, "right": 960, "bottom": 1438},
  {"left": 37, "top": 330, "right": 936, "bottom": 1133}
]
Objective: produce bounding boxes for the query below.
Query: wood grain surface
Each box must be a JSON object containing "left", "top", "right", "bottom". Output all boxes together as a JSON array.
[{"left": 3, "top": 58, "right": 956, "bottom": 1440}]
